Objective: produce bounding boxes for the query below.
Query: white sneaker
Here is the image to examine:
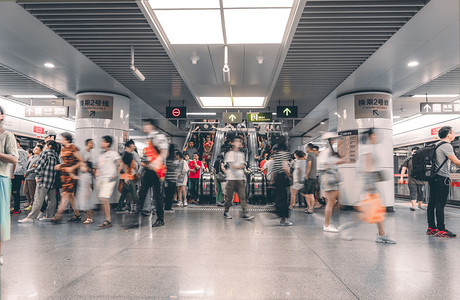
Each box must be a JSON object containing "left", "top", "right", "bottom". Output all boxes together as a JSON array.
[
  {"left": 37, "top": 212, "right": 45, "bottom": 219},
  {"left": 183, "top": 201, "right": 188, "bottom": 207},
  {"left": 39, "top": 217, "right": 52, "bottom": 222},
  {"left": 18, "top": 217, "right": 34, "bottom": 223},
  {"left": 376, "top": 234, "right": 396, "bottom": 244},
  {"left": 280, "top": 220, "right": 293, "bottom": 226},
  {"left": 323, "top": 224, "right": 339, "bottom": 233}
]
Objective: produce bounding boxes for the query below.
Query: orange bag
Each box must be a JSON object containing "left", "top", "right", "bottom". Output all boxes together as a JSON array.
[{"left": 358, "top": 193, "right": 386, "bottom": 223}]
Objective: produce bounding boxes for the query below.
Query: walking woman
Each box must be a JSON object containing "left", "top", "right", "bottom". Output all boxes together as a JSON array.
[
  {"left": 23, "top": 143, "right": 43, "bottom": 211},
  {"left": 0, "top": 106, "right": 19, "bottom": 265},
  {"left": 271, "top": 136, "right": 292, "bottom": 226},
  {"left": 176, "top": 151, "right": 188, "bottom": 207},
  {"left": 320, "top": 132, "right": 344, "bottom": 233},
  {"left": 52, "top": 132, "right": 83, "bottom": 222}
]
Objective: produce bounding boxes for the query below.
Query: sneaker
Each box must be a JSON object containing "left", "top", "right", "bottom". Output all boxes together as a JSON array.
[
  {"left": 39, "top": 217, "right": 52, "bottom": 222},
  {"left": 223, "top": 212, "right": 232, "bottom": 219},
  {"left": 37, "top": 212, "right": 45, "bottom": 220},
  {"left": 435, "top": 229, "right": 457, "bottom": 238},
  {"left": 242, "top": 213, "right": 255, "bottom": 220},
  {"left": 24, "top": 206, "right": 32, "bottom": 211},
  {"left": 280, "top": 220, "right": 293, "bottom": 226},
  {"left": 10, "top": 209, "right": 21, "bottom": 215},
  {"left": 323, "top": 224, "right": 339, "bottom": 233},
  {"left": 410, "top": 207, "right": 416, "bottom": 211},
  {"left": 152, "top": 219, "right": 165, "bottom": 227},
  {"left": 183, "top": 201, "right": 188, "bottom": 207},
  {"left": 340, "top": 233, "right": 353, "bottom": 241},
  {"left": 376, "top": 234, "right": 396, "bottom": 244},
  {"left": 426, "top": 228, "right": 439, "bottom": 235},
  {"left": 18, "top": 217, "right": 34, "bottom": 223},
  {"left": 178, "top": 202, "right": 184, "bottom": 207}
]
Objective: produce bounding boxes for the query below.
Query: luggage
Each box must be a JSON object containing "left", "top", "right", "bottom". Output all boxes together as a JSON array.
[{"left": 410, "top": 141, "right": 448, "bottom": 181}]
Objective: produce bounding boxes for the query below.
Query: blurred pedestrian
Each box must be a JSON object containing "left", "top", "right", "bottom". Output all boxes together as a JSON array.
[
  {"left": 271, "top": 137, "right": 292, "bottom": 225},
  {"left": 10, "top": 139, "right": 27, "bottom": 214},
  {"left": 23, "top": 144, "right": 43, "bottom": 211},
  {"left": 0, "top": 106, "right": 19, "bottom": 265},
  {"left": 399, "top": 147, "right": 426, "bottom": 211}
]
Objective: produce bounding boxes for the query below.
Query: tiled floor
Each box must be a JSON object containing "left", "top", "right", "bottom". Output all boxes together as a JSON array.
[{"left": 2, "top": 201, "right": 460, "bottom": 299}]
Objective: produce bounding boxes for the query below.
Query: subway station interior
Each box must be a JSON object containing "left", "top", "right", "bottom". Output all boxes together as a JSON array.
[{"left": 0, "top": 0, "right": 460, "bottom": 299}]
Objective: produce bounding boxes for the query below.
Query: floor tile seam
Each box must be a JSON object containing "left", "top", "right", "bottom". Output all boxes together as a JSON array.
[
  {"left": 47, "top": 227, "right": 155, "bottom": 298},
  {"left": 293, "top": 231, "right": 360, "bottom": 300}
]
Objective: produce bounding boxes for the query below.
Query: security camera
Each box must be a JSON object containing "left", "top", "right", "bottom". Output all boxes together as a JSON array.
[{"left": 130, "top": 65, "right": 145, "bottom": 82}]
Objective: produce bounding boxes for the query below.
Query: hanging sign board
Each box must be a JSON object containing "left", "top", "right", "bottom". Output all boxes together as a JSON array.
[
  {"left": 77, "top": 94, "right": 114, "bottom": 119},
  {"left": 247, "top": 112, "right": 273, "bottom": 123},
  {"left": 277, "top": 106, "right": 298, "bottom": 118},
  {"left": 25, "top": 106, "right": 68, "bottom": 117},
  {"left": 354, "top": 94, "right": 391, "bottom": 119},
  {"left": 223, "top": 112, "right": 242, "bottom": 124},
  {"left": 420, "top": 102, "right": 460, "bottom": 114},
  {"left": 166, "top": 106, "right": 187, "bottom": 119}
]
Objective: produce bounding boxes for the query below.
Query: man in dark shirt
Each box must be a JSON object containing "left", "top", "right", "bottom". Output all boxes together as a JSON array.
[{"left": 399, "top": 147, "right": 426, "bottom": 211}]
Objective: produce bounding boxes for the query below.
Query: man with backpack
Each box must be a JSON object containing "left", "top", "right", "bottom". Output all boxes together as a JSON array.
[
  {"left": 398, "top": 147, "right": 426, "bottom": 211},
  {"left": 424, "top": 126, "right": 460, "bottom": 238}
]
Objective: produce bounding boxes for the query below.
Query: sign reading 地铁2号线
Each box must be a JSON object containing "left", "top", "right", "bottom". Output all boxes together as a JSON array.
[
  {"left": 77, "top": 94, "right": 114, "bottom": 119},
  {"left": 354, "top": 94, "right": 391, "bottom": 119}
]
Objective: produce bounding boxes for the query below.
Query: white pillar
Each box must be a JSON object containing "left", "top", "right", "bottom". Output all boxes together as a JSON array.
[
  {"left": 75, "top": 92, "right": 130, "bottom": 153},
  {"left": 336, "top": 92, "right": 394, "bottom": 210}
]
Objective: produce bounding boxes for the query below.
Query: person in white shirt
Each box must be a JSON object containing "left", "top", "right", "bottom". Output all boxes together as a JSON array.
[
  {"left": 223, "top": 136, "right": 254, "bottom": 220},
  {"left": 95, "top": 135, "right": 122, "bottom": 229}
]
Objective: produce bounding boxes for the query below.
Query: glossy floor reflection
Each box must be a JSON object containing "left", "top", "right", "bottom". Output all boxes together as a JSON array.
[{"left": 2, "top": 201, "right": 460, "bottom": 299}]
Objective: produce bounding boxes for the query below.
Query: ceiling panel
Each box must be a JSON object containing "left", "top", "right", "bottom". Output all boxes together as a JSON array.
[
  {"left": 271, "top": 0, "right": 431, "bottom": 117},
  {"left": 19, "top": 0, "right": 198, "bottom": 114}
]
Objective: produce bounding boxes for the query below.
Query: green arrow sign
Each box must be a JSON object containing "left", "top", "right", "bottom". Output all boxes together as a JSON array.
[{"left": 283, "top": 108, "right": 291, "bottom": 116}]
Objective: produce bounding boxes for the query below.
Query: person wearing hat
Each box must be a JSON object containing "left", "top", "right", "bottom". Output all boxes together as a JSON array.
[{"left": 44, "top": 130, "right": 61, "bottom": 155}]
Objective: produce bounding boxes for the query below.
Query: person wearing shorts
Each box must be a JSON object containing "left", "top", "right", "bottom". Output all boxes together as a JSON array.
[
  {"left": 399, "top": 147, "right": 426, "bottom": 211},
  {"left": 304, "top": 144, "right": 317, "bottom": 214},
  {"left": 95, "top": 136, "right": 122, "bottom": 229}
]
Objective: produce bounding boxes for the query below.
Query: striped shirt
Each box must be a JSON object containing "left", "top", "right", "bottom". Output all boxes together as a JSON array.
[
  {"left": 271, "top": 150, "right": 291, "bottom": 174},
  {"left": 165, "top": 159, "right": 179, "bottom": 182}
]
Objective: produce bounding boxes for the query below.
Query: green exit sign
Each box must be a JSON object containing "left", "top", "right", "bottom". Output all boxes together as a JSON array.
[
  {"left": 247, "top": 112, "right": 273, "bottom": 123},
  {"left": 277, "top": 106, "right": 298, "bottom": 118}
]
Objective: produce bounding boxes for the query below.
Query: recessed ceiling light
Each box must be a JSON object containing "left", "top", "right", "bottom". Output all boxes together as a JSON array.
[
  {"left": 200, "top": 97, "right": 232, "bottom": 107},
  {"left": 411, "top": 94, "right": 459, "bottom": 98},
  {"left": 223, "top": 0, "right": 294, "bottom": 8},
  {"left": 12, "top": 95, "right": 58, "bottom": 98},
  {"left": 149, "top": 0, "right": 219, "bottom": 9},
  {"left": 224, "top": 8, "right": 291, "bottom": 44},
  {"left": 232, "top": 97, "right": 265, "bottom": 107},
  {"left": 320, "top": 121, "right": 325, "bottom": 124},
  {"left": 407, "top": 61, "right": 419, "bottom": 67},
  {"left": 44, "top": 62, "right": 55, "bottom": 68},
  {"left": 154, "top": 10, "right": 223, "bottom": 44}
]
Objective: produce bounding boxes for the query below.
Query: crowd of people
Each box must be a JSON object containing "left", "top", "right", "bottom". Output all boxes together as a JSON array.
[{"left": 8, "top": 108, "right": 460, "bottom": 263}]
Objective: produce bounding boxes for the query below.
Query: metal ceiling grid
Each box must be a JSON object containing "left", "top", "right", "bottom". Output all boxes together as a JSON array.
[
  {"left": 271, "top": 0, "right": 431, "bottom": 114},
  {"left": 402, "top": 66, "right": 460, "bottom": 96},
  {"left": 19, "top": 0, "right": 196, "bottom": 114},
  {"left": 0, "top": 64, "right": 67, "bottom": 101}
]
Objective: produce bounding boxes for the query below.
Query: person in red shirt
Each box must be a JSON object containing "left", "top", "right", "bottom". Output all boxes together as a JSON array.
[{"left": 188, "top": 153, "right": 202, "bottom": 204}]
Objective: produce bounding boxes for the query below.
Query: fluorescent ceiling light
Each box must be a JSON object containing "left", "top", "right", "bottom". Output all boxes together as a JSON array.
[
  {"left": 411, "top": 94, "right": 459, "bottom": 98},
  {"left": 154, "top": 10, "right": 223, "bottom": 44},
  {"left": 223, "top": 0, "right": 294, "bottom": 8},
  {"left": 12, "top": 95, "right": 57, "bottom": 98},
  {"left": 44, "top": 62, "right": 55, "bottom": 68},
  {"left": 232, "top": 97, "right": 265, "bottom": 107},
  {"left": 407, "top": 61, "right": 419, "bottom": 67},
  {"left": 224, "top": 9, "right": 291, "bottom": 44},
  {"left": 149, "top": 0, "right": 219, "bottom": 9},
  {"left": 200, "top": 97, "right": 232, "bottom": 107},
  {"left": 187, "top": 112, "right": 217, "bottom": 116}
]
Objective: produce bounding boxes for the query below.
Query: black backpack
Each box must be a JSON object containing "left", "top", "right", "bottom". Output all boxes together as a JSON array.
[{"left": 410, "top": 141, "right": 448, "bottom": 181}]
